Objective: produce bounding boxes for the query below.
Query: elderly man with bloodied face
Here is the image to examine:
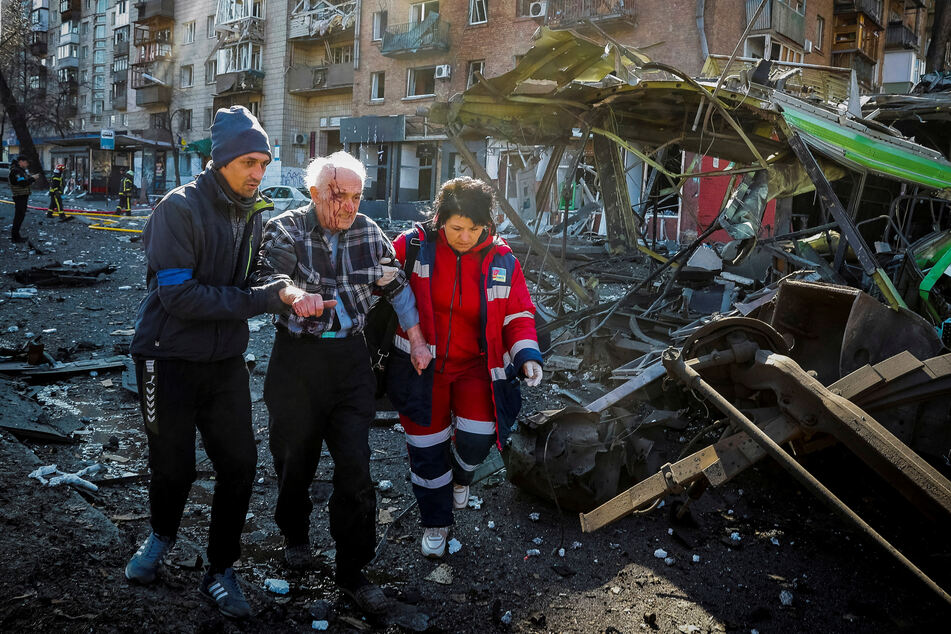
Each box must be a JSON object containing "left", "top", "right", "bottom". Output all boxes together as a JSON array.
[{"left": 252, "top": 151, "right": 432, "bottom": 615}]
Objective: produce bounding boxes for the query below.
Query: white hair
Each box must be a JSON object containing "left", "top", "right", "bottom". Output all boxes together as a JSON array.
[{"left": 305, "top": 151, "right": 367, "bottom": 191}]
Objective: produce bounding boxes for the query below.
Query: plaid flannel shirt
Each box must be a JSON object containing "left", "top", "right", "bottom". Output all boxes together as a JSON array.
[{"left": 252, "top": 203, "right": 408, "bottom": 337}]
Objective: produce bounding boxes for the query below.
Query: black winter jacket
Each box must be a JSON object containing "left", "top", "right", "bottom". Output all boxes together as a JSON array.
[{"left": 131, "top": 166, "right": 286, "bottom": 362}]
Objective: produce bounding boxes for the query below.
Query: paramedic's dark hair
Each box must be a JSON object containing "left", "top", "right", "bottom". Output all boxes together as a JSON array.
[{"left": 430, "top": 177, "right": 496, "bottom": 234}]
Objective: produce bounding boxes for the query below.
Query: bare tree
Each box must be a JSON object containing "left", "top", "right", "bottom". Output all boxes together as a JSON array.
[{"left": 926, "top": 0, "right": 951, "bottom": 73}]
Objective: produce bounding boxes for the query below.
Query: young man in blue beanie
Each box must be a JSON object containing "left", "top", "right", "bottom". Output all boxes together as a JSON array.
[{"left": 125, "top": 106, "right": 321, "bottom": 619}]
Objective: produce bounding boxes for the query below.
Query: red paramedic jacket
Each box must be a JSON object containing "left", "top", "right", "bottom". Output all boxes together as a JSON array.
[{"left": 385, "top": 224, "right": 543, "bottom": 447}]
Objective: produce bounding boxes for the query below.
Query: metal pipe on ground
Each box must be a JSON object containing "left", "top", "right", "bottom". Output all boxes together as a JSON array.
[{"left": 663, "top": 346, "right": 951, "bottom": 608}]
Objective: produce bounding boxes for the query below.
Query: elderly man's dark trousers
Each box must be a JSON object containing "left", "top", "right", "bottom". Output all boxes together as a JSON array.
[
  {"left": 135, "top": 356, "right": 256, "bottom": 572},
  {"left": 265, "top": 329, "right": 377, "bottom": 576},
  {"left": 12, "top": 195, "right": 28, "bottom": 239}
]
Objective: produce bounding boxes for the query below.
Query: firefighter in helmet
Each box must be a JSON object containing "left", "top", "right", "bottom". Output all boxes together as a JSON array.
[
  {"left": 47, "top": 165, "right": 71, "bottom": 222},
  {"left": 117, "top": 169, "right": 135, "bottom": 216}
]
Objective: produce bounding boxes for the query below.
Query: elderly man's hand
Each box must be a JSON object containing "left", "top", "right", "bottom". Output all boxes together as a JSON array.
[
  {"left": 406, "top": 324, "right": 433, "bottom": 375},
  {"left": 279, "top": 286, "right": 337, "bottom": 318},
  {"left": 522, "top": 361, "right": 543, "bottom": 387},
  {"left": 376, "top": 257, "right": 400, "bottom": 287}
]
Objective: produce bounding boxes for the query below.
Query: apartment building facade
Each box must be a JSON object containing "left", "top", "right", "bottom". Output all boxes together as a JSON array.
[{"left": 5, "top": 0, "right": 939, "bottom": 212}]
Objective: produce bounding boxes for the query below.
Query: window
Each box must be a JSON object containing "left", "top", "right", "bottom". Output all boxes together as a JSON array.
[
  {"left": 469, "top": 0, "right": 487, "bottom": 25},
  {"left": 410, "top": 1, "right": 439, "bottom": 23},
  {"left": 80, "top": 45, "right": 89, "bottom": 59},
  {"left": 63, "top": 21, "right": 79, "bottom": 36},
  {"left": 115, "top": 26, "right": 128, "bottom": 45},
  {"left": 466, "top": 60, "right": 484, "bottom": 88},
  {"left": 80, "top": 21, "right": 89, "bottom": 35},
  {"left": 93, "top": 49, "right": 105, "bottom": 63},
  {"left": 183, "top": 21, "right": 195, "bottom": 44},
  {"left": 113, "top": 57, "right": 128, "bottom": 72},
  {"left": 218, "top": 0, "right": 265, "bottom": 24},
  {"left": 207, "top": 15, "right": 216, "bottom": 38},
  {"left": 181, "top": 64, "right": 193, "bottom": 87},
  {"left": 370, "top": 71, "right": 385, "bottom": 101},
  {"left": 80, "top": 69, "right": 88, "bottom": 83},
  {"left": 94, "top": 24, "right": 105, "bottom": 38},
  {"left": 95, "top": 13, "right": 105, "bottom": 25},
  {"left": 181, "top": 109, "right": 192, "bottom": 131},
  {"left": 117, "top": 0, "right": 127, "bottom": 14},
  {"left": 205, "top": 59, "right": 217, "bottom": 84},
  {"left": 59, "top": 43, "right": 79, "bottom": 59},
  {"left": 371, "top": 11, "right": 387, "bottom": 41},
  {"left": 94, "top": 38, "right": 105, "bottom": 49},
  {"left": 218, "top": 42, "right": 262, "bottom": 72},
  {"left": 150, "top": 113, "right": 169, "bottom": 129},
  {"left": 93, "top": 100, "right": 103, "bottom": 115},
  {"left": 407, "top": 66, "right": 436, "bottom": 97},
  {"left": 329, "top": 44, "right": 353, "bottom": 64},
  {"left": 815, "top": 16, "right": 825, "bottom": 51},
  {"left": 93, "top": 74, "right": 104, "bottom": 88},
  {"left": 204, "top": 107, "right": 213, "bottom": 128},
  {"left": 96, "top": 0, "right": 106, "bottom": 13}
]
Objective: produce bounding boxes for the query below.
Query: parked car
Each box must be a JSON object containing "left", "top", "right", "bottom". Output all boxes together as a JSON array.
[
  {"left": 261, "top": 185, "right": 311, "bottom": 216},
  {"left": 0, "top": 162, "right": 10, "bottom": 181}
]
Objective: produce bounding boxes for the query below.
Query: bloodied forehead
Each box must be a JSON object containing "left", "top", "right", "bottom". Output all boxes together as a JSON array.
[{"left": 328, "top": 167, "right": 363, "bottom": 194}]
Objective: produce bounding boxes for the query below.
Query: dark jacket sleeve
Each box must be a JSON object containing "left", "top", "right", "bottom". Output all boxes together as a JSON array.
[{"left": 145, "top": 194, "right": 282, "bottom": 320}]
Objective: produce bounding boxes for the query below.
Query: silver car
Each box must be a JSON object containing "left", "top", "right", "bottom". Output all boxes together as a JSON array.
[{"left": 261, "top": 186, "right": 311, "bottom": 218}]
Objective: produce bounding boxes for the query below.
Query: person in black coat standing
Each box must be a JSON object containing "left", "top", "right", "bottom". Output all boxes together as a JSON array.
[{"left": 8, "top": 155, "right": 39, "bottom": 242}]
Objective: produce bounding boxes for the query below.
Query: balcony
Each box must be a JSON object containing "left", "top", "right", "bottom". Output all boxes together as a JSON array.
[
  {"left": 289, "top": 0, "right": 357, "bottom": 41},
  {"left": 746, "top": 0, "right": 806, "bottom": 46},
  {"left": 136, "top": 84, "right": 172, "bottom": 106},
  {"left": 135, "top": 0, "right": 175, "bottom": 22},
  {"left": 114, "top": 40, "right": 130, "bottom": 57},
  {"left": 29, "top": 31, "right": 48, "bottom": 56},
  {"left": 832, "top": 11, "right": 882, "bottom": 61},
  {"left": 833, "top": 0, "right": 884, "bottom": 27},
  {"left": 113, "top": 67, "right": 129, "bottom": 83},
  {"left": 885, "top": 22, "right": 918, "bottom": 50},
  {"left": 215, "top": 70, "right": 265, "bottom": 96},
  {"left": 381, "top": 15, "right": 450, "bottom": 57},
  {"left": 57, "top": 55, "right": 79, "bottom": 69},
  {"left": 112, "top": 90, "right": 128, "bottom": 111},
  {"left": 30, "top": 8, "right": 49, "bottom": 31},
  {"left": 59, "top": 0, "right": 80, "bottom": 21},
  {"left": 287, "top": 63, "right": 353, "bottom": 95},
  {"left": 61, "top": 102, "right": 77, "bottom": 116},
  {"left": 545, "top": 0, "right": 637, "bottom": 29},
  {"left": 832, "top": 50, "right": 877, "bottom": 89},
  {"left": 60, "top": 31, "right": 79, "bottom": 46}
]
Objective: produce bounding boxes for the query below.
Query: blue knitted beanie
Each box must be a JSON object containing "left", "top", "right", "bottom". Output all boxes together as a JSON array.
[{"left": 211, "top": 106, "right": 271, "bottom": 167}]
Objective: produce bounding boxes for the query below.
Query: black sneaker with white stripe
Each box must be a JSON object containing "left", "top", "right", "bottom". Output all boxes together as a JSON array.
[{"left": 199, "top": 568, "right": 251, "bottom": 619}]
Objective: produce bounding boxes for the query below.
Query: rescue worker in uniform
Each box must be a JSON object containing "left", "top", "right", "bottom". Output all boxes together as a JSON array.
[
  {"left": 8, "top": 154, "right": 39, "bottom": 243},
  {"left": 47, "top": 165, "right": 71, "bottom": 221},
  {"left": 117, "top": 169, "right": 135, "bottom": 216}
]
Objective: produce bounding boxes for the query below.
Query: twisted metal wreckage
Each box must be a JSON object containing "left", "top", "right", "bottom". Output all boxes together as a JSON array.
[{"left": 426, "top": 27, "right": 951, "bottom": 604}]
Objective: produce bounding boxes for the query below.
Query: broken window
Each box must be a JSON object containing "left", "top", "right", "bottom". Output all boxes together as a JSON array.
[
  {"left": 372, "top": 10, "right": 387, "bottom": 40},
  {"left": 370, "top": 71, "right": 385, "bottom": 101},
  {"left": 216, "top": 0, "right": 264, "bottom": 24},
  {"left": 467, "top": 59, "right": 484, "bottom": 88},
  {"left": 469, "top": 0, "right": 487, "bottom": 25},
  {"left": 218, "top": 42, "right": 262, "bottom": 73},
  {"left": 407, "top": 66, "right": 436, "bottom": 97},
  {"left": 410, "top": 1, "right": 439, "bottom": 23}
]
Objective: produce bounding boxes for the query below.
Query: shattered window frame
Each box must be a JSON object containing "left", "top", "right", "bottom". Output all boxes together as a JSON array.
[
  {"left": 469, "top": 0, "right": 488, "bottom": 25},
  {"left": 406, "top": 66, "right": 436, "bottom": 98}
]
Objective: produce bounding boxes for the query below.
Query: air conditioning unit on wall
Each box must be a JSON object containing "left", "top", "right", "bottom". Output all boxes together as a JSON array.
[
  {"left": 804, "top": 39, "right": 813, "bottom": 54},
  {"left": 435, "top": 64, "right": 451, "bottom": 80},
  {"left": 292, "top": 133, "right": 307, "bottom": 145},
  {"left": 529, "top": 1, "right": 548, "bottom": 18}
]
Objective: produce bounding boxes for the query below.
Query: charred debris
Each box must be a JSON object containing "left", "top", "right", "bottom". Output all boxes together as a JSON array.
[{"left": 426, "top": 28, "right": 951, "bottom": 604}]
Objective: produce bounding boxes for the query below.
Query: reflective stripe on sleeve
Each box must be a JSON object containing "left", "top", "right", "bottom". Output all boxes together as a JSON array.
[{"left": 503, "top": 310, "right": 534, "bottom": 326}]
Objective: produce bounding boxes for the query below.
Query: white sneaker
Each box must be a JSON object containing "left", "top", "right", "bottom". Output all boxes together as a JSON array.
[
  {"left": 452, "top": 484, "right": 470, "bottom": 510},
  {"left": 421, "top": 527, "right": 449, "bottom": 558}
]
